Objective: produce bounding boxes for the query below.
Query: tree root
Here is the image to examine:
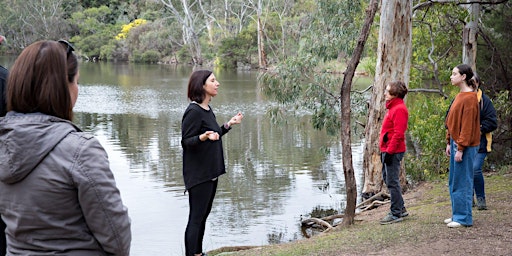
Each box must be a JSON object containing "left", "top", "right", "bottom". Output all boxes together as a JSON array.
[
  {"left": 301, "top": 191, "right": 391, "bottom": 234},
  {"left": 301, "top": 217, "right": 333, "bottom": 232}
]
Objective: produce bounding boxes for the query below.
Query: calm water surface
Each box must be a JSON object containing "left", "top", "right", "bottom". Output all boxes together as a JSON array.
[{"left": 1, "top": 58, "right": 364, "bottom": 255}]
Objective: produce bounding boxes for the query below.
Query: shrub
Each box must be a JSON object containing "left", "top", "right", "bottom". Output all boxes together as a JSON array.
[
  {"left": 406, "top": 93, "right": 452, "bottom": 181},
  {"left": 141, "top": 50, "right": 160, "bottom": 63}
]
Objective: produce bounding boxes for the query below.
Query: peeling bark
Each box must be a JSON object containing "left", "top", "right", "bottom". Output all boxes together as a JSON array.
[{"left": 362, "top": 0, "right": 412, "bottom": 198}]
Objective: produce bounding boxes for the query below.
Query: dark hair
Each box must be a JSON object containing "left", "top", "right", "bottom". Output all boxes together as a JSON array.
[
  {"left": 455, "top": 64, "right": 477, "bottom": 90},
  {"left": 187, "top": 69, "right": 213, "bottom": 103},
  {"left": 471, "top": 71, "right": 481, "bottom": 88},
  {"left": 387, "top": 81, "right": 408, "bottom": 99},
  {"left": 57, "top": 39, "right": 78, "bottom": 84},
  {"left": 7, "top": 40, "right": 78, "bottom": 121}
]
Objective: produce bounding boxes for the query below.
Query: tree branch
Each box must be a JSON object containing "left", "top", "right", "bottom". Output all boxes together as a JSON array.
[
  {"left": 413, "top": 0, "right": 508, "bottom": 12},
  {"left": 408, "top": 88, "right": 449, "bottom": 98}
]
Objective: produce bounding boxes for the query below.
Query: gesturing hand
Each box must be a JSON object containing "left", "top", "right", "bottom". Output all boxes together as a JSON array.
[
  {"left": 201, "top": 131, "right": 219, "bottom": 141},
  {"left": 228, "top": 112, "right": 244, "bottom": 126}
]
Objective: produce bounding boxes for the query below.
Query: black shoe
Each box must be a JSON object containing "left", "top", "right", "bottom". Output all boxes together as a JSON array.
[
  {"left": 401, "top": 208, "right": 409, "bottom": 217},
  {"left": 476, "top": 197, "right": 487, "bottom": 210},
  {"left": 380, "top": 213, "right": 403, "bottom": 225}
]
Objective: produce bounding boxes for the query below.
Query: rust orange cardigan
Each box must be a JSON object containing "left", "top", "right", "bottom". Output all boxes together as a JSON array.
[{"left": 445, "top": 92, "right": 480, "bottom": 151}]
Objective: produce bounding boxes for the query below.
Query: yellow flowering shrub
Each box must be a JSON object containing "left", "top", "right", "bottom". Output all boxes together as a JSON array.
[{"left": 115, "top": 19, "right": 147, "bottom": 40}]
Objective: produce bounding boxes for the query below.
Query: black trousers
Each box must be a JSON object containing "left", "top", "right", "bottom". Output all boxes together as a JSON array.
[
  {"left": 185, "top": 179, "right": 218, "bottom": 256},
  {"left": 382, "top": 152, "right": 405, "bottom": 217}
]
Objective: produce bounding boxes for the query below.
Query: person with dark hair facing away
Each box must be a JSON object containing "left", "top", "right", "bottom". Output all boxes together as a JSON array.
[
  {"left": 0, "top": 34, "right": 7, "bottom": 256},
  {"left": 0, "top": 40, "right": 131, "bottom": 255},
  {"left": 379, "top": 81, "right": 409, "bottom": 225},
  {"left": 444, "top": 64, "right": 480, "bottom": 228},
  {"left": 471, "top": 72, "right": 497, "bottom": 210},
  {"left": 181, "top": 70, "right": 243, "bottom": 256}
]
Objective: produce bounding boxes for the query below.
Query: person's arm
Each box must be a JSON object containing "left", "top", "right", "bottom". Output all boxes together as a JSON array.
[
  {"left": 74, "top": 136, "right": 131, "bottom": 255},
  {"left": 181, "top": 107, "right": 206, "bottom": 147},
  {"left": 220, "top": 112, "right": 243, "bottom": 136},
  {"left": 385, "top": 107, "right": 408, "bottom": 154}
]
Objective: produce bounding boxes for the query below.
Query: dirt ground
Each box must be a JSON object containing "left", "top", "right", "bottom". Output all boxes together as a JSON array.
[
  {"left": 350, "top": 169, "right": 512, "bottom": 256},
  {"left": 214, "top": 167, "right": 512, "bottom": 255}
]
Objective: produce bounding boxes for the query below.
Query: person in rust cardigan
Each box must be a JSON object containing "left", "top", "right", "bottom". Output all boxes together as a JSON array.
[
  {"left": 379, "top": 81, "right": 409, "bottom": 225},
  {"left": 444, "top": 64, "right": 480, "bottom": 228}
]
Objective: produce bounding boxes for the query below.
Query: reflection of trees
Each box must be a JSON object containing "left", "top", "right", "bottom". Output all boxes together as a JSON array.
[
  {"left": 74, "top": 112, "right": 184, "bottom": 186},
  {"left": 212, "top": 115, "right": 341, "bottom": 236},
  {"left": 74, "top": 110, "right": 351, "bottom": 243}
]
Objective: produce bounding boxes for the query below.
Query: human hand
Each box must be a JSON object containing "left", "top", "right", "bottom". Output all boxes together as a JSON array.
[
  {"left": 228, "top": 112, "right": 244, "bottom": 126},
  {"left": 455, "top": 150, "right": 463, "bottom": 162},
  {"left": 445, "top": 144, "right": 450, "bottom": 157},
  {"left": 384, "top": 153, "right": 394, "bottom": 164},
  {"left": 202, "top": 131, "right": 220, "bottom": 141}
]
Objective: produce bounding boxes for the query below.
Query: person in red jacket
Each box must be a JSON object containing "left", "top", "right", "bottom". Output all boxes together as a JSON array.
[{"left": 379, "top": 81, "right": 409, "bottom": 224}]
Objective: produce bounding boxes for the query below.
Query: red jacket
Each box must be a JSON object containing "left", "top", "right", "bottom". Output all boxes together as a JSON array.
[{"left": 379, "top": 98, "right": 408, "bottom": 154}]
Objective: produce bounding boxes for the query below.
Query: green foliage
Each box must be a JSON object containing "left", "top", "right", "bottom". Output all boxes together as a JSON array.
[
  {"left": 410, "top": 4, "right": 466, "bottom": 90},
  {"left": 131, "top": 49, "right": 142, "bottom": 63},
  {"left": 69, "top": 6, "right": 119, "bottom": 58},
  {"left": 486, "top": 90, "right": 512, "bottom": 165},
  {"left": 177, "top": 46, "right": 192, "bottom": 64},
  {"left": 307, "top": 0, "right": 362, "bottom": 60},
  {"left": 217, "top": 28, "right": 257, "bottom": 68},
  {"left": 406, "top": 93, "right": 453, "bottom": 181},
  {"left": 260, "top": 0, "right": 365, "bottom": 136},
  {"left": 360, "top": 57, "right": 376, "bottom": 78},
  {"left": 0, "top": 0, "right": 71, "bottom": 48},
  {"left": 140, "top": 50, "right": 161, "bottom": 63},
  {"left": 99, "top": 43, "right": 117, "bottom": 60}
]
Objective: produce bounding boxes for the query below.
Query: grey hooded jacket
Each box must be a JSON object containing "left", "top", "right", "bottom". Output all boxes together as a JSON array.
[{"left": 0, "top": 112, "right": 131, "bottom": 255}]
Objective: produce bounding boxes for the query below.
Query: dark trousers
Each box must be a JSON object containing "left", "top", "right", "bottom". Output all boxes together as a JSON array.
[
  {"left": 382, "top": 152, "right": 405, "bottom": 217},
  {"left": 185, "top": 179, "right": 218, "bottom": 256}
]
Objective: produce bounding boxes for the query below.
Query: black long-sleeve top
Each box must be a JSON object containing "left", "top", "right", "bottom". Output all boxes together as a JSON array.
[{"left": 181, "top": 103, "right": 230, "bottom": 190}]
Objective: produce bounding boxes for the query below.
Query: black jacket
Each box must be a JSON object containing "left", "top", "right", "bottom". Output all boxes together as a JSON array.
[{"left": 477, "top": 89, "right": 498, "bottom": 153}]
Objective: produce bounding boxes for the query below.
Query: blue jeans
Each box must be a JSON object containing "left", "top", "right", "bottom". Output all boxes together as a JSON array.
[
  {"left": 382, "top": 152, "right": 405, "bottom": 217},
  {"left": 449, "top": 139, "right": 477, "bottom": 226},
  {"left": 473, "top": 152, "right": 487, "bottom": 199}
]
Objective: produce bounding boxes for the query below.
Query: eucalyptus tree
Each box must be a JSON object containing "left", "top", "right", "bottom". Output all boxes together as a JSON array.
[
  {"left": 0, "top": 0, "right": 70, "bottom": 49},
  {"left": 160, "top": 0, "right": 205, "bottom": 65},
  {"left": 361, "top": 0, "right": 413, "bottom": 198},
  {"left": 246, "top": 0, "right": 268, "bottom": 69},
  {"left": 260, "top": 0, "right": 366, "bottom": 225}
]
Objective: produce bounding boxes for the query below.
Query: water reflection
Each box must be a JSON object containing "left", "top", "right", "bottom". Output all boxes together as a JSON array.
[{"left": 2, "top": 55, "right": 365, "bottom": 255}]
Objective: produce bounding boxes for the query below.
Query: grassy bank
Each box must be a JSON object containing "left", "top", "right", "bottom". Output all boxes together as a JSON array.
[{"left": 209, "top": 166, "right": 512, "bottom": 255}]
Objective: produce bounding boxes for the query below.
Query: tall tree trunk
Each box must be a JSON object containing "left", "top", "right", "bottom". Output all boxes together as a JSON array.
[
  {"left": 161, "top": 0, "right": 203, "bottom": 65},
  {"left": 256, "top": 0, "right": 267, "bottom": 69},
  {"left": 339, "top": 0, "right": 379, "bottom": 226},
  {"left": 463, "top": 2, "right": 480, "bottom": 71},
  {"left": 362, "top": 0, "right": 412, "bottom": 198}
]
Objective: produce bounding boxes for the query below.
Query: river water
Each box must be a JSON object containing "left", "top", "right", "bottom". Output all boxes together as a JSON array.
[{"left": 1, "top": 58, "right": 365, "bottom": 255}]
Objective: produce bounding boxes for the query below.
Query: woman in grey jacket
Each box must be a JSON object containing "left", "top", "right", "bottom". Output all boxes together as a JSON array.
[{"left": 0, "top": 40, "right": 131, "bottom": 255}]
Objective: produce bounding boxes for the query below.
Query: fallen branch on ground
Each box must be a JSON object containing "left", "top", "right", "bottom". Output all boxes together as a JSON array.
[{"left": 301, "top": 217, "right": 333, "bottom": 232}]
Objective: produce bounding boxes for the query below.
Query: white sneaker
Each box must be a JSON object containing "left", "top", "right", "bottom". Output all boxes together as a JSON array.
[
  {"left": 447, "top": 221, "right": 462, "bottom": 228},
  {"left": 444, "top": 218, "right": 452, "bottom": 224}
]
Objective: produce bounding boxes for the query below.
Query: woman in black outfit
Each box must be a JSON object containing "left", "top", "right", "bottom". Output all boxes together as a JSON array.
[{"left": 181, "top": 70, "right": 243, "bottom": 256}]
